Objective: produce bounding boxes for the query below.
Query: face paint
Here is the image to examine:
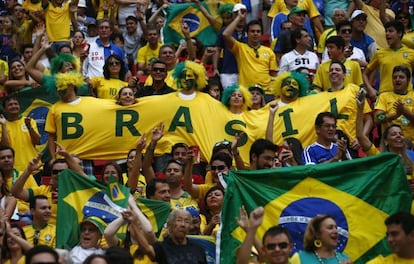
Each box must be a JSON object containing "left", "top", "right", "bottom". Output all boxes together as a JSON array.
[
  {"left": 281, "top": 77, "right": 299, "bottom": 98},
  {"left": 180, "top": 68, "right": 196, "bottom": 90}
]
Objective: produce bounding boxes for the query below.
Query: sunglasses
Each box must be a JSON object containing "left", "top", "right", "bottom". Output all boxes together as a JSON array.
[
  {"left": 52, "top": 169, "right": 64, "bottom": 175},
  {"left": 340, "top": 28, "right": 352, "bottom": 34},
  {"left": 397, "top": 16, "right": 408, "bottom": 20},
  {"left": 265, "top": 242, "right": 289, "bottom": 250},
  {"left": 108, "top": 61, "right": 120, "bottom": 66},
  {"left": 210, "top": 165, "right": 226, "bottom": 171},
  {"left": 152, "top": 67, "right": 166, "bottom": 72}
]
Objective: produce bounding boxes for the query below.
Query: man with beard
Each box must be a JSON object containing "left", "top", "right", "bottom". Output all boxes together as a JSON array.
[
  {"left": 302, "top": 112, "right": 352, "bottom": 164},
  {"left": 164, "top": 159, "right": 198, "bottom": 210},
  {"left": 23, "top": 195, "right": 55, "bottom": 247},
  {"left": 249, "top": 139, "right": 278, "bottom": 170}
]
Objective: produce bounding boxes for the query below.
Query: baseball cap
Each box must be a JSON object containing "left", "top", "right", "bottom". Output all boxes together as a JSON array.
[
  {"left": 78, "top": 0, "right": 86, "bottom": 8},
  {"left": 80, "top": 216, "right": 106, "bottom": 234},
  {"left": 350, "top": 10, "right": 367, "bottom": 21},
  {"left": 232, "top": 3, "right": 247, "bottom": 13},
  {"left": 248, "top": 84, "right": 264, "bottom": 95},
  {"left": 289, "top": 6, "right": 307, "bottom": 16},
  {"left": 87, "top": 19, "right": 97, "bottom": 26}
]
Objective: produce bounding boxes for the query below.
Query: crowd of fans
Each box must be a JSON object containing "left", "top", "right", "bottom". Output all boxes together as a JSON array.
[{"left": 0, "top": 0, "right": 413, "bottom": 263}]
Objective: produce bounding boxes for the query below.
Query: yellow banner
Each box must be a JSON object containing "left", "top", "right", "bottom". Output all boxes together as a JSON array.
[{"left": 47, "top": 86, "right": 366, "bottom": 164}]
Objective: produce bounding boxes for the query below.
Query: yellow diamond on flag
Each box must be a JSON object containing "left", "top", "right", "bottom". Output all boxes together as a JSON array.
[
  {"left": 109, "top": 182, "right": 126, "bottom": 202},
  {"left": 169, "top": 6, "right": 211, "bottom": 37}
]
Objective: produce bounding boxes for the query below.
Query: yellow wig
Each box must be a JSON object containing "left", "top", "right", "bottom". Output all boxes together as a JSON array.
[
  {"left": 173, "top": 61, "right": 208, "bottom": 90},
  {"left": 55, "top": 72, "right": 86, "bottom": 91}
]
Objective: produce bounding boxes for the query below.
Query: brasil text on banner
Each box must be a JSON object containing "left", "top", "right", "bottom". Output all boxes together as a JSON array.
[
  {"left": 44, "top": 84, "right": 367, "bottom": 165},
  {"left": 219, "top": 153, "right": 413, "bottom": 264}
]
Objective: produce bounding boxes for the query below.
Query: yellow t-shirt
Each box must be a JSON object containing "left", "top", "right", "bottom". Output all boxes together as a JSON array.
[
  {"left": 170, "top": 191, "right": 199, "bottom": 210},
  {"left": 1, "top": 117, "right": 39, "bottom": 172},
  {"left": 23, "top": 224, "right": 56, "bottom": 247},
  {"left": 23, "top": 0, "right": 42, "bottom": 11},
  {"left": 91, "top": 77, "right": 128, "bottom": 99},
  {"left": 137, "top": 43, "right": 162, "bottom": 66},
  {"left": 367, "top": 254, "right": 414, "bottom": 264},
  {"left": 231, "top": 40, "right": 277, "bottom": 94},
  {"left": 367, "top": 46, "right": 414, "bottom": 93},
  {"left": 375, "top": 90, "right": 414, "bottom": 142},
  {"left": 4, "top": 256, "right": 25, "bottom": 264},
  {"left": 122, "top": 172, "right": 147, "bottom": 198},
  {"left": 44, "top": 2, "right": 71, "bottom": 42},
  {"left": 7, "top": 169, "right": 38, "bottom": 214},
  {"left": 313, "top": 59, "right": 363, "bottom": 91},
  {"left": 0, "top": 59, "right": 9, "bottom": 92},
  {"left": 402, "top": 30, "right": 414, "bottom": 49},
  {"left": 362, "top": 4, "right": 395, "bottom": 49},
  {"left": 18, "top": 19, "right": 33, "bottom": 45},
  {"left": 268, "top": 0, "right": 320, "bottom": 19},
  {"left": 130, "top": 244, "right": 154, "bottom": 264}
]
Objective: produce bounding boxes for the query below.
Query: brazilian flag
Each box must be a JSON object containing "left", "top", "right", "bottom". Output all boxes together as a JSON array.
[
  {"left": 220, "top": 153, "right": 412, "bottom": 264},
  {"left": 162, "top": 3, "right": 217, "bottom": 46},
  {"left": 0, "top": 87, "right": 59, "bottom": 160},
  {"left": 56, "top": 170, "right": 170, "bottom": 248}
]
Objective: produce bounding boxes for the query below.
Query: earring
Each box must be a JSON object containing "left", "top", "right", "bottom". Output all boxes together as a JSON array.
[{"left": 314, "top": 239, "right": 322, "bottom": 248}]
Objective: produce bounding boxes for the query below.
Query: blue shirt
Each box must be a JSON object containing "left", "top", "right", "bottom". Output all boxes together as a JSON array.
[{"left": 302, "top": 142, "right": 352, "bottom": 165}]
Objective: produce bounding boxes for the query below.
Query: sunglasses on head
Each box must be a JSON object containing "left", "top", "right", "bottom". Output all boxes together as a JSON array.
[
  {"left": 214, "top": 141, "right": 231, "bottom": 147},
  {"left": 265, "top": 242, "right": 289, "bottom": 250}
]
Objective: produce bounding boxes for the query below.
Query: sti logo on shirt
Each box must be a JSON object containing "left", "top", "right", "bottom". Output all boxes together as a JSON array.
[{"left": 294, "top": 57, "right": 310, "bottom": 65}]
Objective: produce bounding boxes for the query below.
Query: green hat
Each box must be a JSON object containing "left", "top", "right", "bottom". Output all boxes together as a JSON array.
[
  {"left": 248, "top": 84, "right": 264, "bottom": 95},
  {"left": 289, "top": 6, "right": 307, "bottom": 16},
  {"left": 80, "top": 216, "right": 106, "bottom": 234}
]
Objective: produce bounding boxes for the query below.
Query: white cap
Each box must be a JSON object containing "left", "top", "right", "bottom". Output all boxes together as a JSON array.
[
  {"left": 350, "top": 9, "right": 367, "bottom": 21},
  {"left": 233, "top": 3, "right": 247, "bottom": 13},
  {"left": 78, "top": 0, "right": 86, "bottom": 8}
]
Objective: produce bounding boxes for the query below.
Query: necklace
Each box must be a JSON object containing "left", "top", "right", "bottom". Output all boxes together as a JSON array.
[{"left": 314, "top": 251, "right": 341, "bottom": 263}]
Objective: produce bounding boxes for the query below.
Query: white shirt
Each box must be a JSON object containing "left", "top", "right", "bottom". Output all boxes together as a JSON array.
[
  {"left": 279, "top": 49, "right": 320, "bottom": 73},
  {"left": 70, "top": 245, "right": 105, "bottom": 264},
  {"left": 322, "top": 45, "right": 367, "bottom": 64}
]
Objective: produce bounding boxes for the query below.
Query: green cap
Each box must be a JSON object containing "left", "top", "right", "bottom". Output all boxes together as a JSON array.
[
  {"left": 248, "top": 84, "right": 264, "bottom": 95},
  {"left": 289, "top": 6, "right": 307, "bottom": 16},
  {"left": 80, "top": 216, "right": 107, "bottom": 234}
]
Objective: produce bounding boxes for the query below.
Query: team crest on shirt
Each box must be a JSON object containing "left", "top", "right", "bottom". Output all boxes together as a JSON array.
[
  {"left": 262, "top": 52, "right": 269, "bottom": 59},
  {"left": 404, "top": 52, "right": 408, "bottom": 58},
  {"left": 346, "top": 69, "right": 351, "bottom": 74},
  {"left": 406, "top": 98, "right": 412, "bottom": 105},
  {"left": 401, "top": 116, "right": 410, "bottom": 125},
  {"left": 45, "top": 234, "right": 52, "bottom": 242}
]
